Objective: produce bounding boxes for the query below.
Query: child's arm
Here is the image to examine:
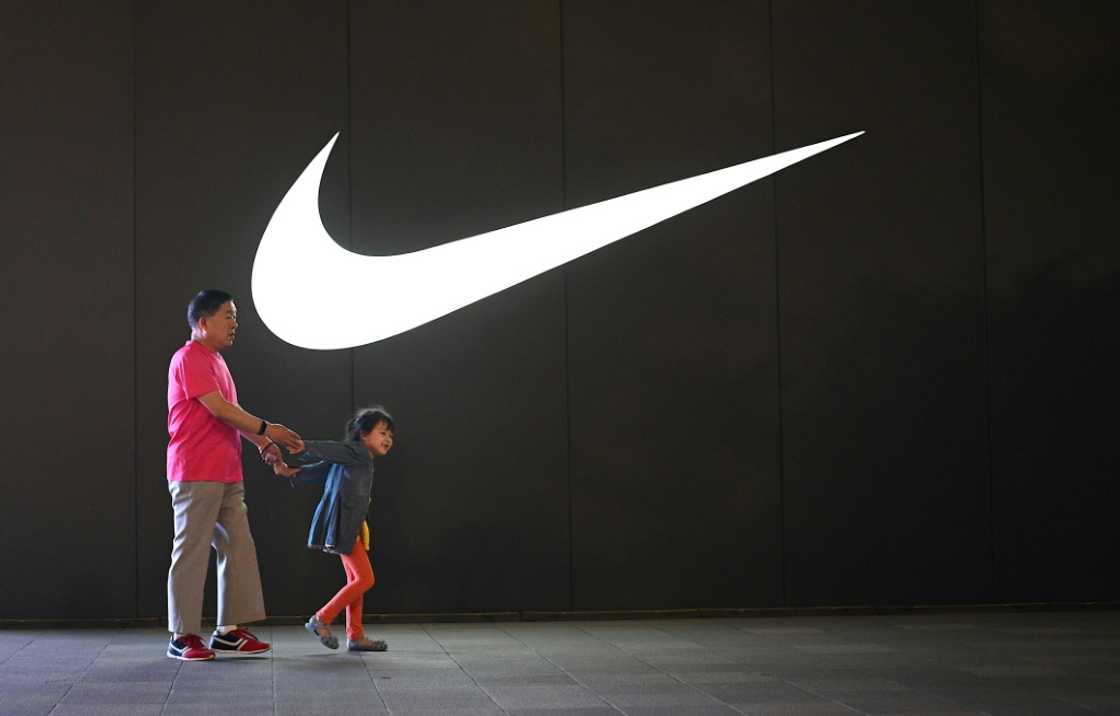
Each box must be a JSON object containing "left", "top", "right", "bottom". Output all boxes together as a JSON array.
[
  {"left": 274, "top": 458, "right": 333, "bottom": 486},
  {"left": 293, "top": 440, "right": 365, "bottom": 466},
  {"left": 272, "top": 439, "right": 362, "bottom": 486}
]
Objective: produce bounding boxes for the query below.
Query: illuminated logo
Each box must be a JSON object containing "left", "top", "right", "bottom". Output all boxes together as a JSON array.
[{"left": 252, "top": 131, "right": 863, "bottom": 349}]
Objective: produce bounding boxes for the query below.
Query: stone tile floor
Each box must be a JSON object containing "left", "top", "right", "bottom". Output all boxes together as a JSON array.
[{"left": 2, "top": 611, "right": 1119, "bottom": 715}]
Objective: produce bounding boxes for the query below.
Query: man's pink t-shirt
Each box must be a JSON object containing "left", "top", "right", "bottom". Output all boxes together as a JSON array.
[{"left": 166, "top": 340, "right": 243, "bottom": 483}]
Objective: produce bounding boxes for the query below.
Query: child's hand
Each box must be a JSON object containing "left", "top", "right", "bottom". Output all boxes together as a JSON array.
[
  {"left": 259, "top": 441, "right": 282, "bottom": 466},
  {"left": 273, "top": 462, "right": 301, "bottom": 478}
]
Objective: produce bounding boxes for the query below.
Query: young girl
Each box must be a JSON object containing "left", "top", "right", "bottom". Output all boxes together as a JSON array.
[{"left": 270, "top": 406, "right": 395, "bottom": 652}]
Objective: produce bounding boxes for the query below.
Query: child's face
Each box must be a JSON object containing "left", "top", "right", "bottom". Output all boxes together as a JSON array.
[{"left": 361, "top": 420, "right": 394, "bottom": 457}]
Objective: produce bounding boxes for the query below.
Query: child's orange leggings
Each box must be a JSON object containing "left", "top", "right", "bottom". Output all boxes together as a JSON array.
[{"left": 315, "top": 536, "right": 374, "bottom": 640}]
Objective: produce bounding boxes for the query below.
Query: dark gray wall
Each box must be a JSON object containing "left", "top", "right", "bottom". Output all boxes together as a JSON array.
[
  {"left": 1, "top": 1, "right": 133, "bottom": 620},
  {"left": 981, "top": 0, "right": 1120, "bottom": 602},
  {"left": 1, "top": 1, "right": 1116, "bottom": 620},
  {"left": 564, "top": 0, "right": 783, "bottom": 610},
  {"left": 773, "top": 1, "right": 991, "bottom": 606}
]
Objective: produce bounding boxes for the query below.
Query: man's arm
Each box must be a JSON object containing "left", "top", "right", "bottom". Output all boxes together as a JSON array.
[{"left": 196, "top": 391, "right": 303, "bottom": 453}]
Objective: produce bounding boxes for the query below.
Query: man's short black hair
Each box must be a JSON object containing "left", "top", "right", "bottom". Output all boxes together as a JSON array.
[
  {"left": 187, "top": 289, "right": 233, "bottom": 329},
  {"left": 346, "top": 406, "right": 395, "bottom": 441}
]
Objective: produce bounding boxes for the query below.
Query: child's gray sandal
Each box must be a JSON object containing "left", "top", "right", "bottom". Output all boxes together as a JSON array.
[
  {"left": 305, "top": 616, "right": 339, "bottom": 649},
  {"left": 347, "top": 637, "right": 388, "bottom": 652}
]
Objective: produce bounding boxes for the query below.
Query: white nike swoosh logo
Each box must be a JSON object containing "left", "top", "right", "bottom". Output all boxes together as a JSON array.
[{"left": 252, "top": 131, "right": 863, "bottom": 349}]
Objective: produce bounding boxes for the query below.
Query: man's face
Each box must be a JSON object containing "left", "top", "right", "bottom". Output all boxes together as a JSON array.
[
  {"left": 198, "top": 301, "right": 238, "bottom": 351},
  {"left": 361, "top": 421, "right": 394, "bottom": 457}
]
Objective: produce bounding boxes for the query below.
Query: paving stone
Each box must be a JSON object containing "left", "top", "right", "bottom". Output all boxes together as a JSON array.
[
  {"left": 161, "top": 704, "right": 276, "bottom": 716},
  {"left": 618, "top": 707, "right": 743, "bottom": 716},
  {"left": 673, "top": 670, "right": 779, "bottom": 685},
  {"left": 368, "top": 669, "right": 477, "bottom": 688},
  {"left": 552, "top": 656, "right": 659, "bottom": 674},
  {"left": 599, "top": 684, "right": 726, "bottom": 709},
  {"left": 472, "top": 671, "right": 578, "bottom": 687},
  {"left": 892, "top": 623, "right": 979, "bottom": 632},
  {"left": 787, "top": 676, "right": 910, "bottom": 695},
  {"left": 59, "top": 681, "right": 170, "bottom": 705},
  {"left": 744, "top": 628, "right": 828, "bottom": 636},
  {"left": 702, "top": 682, "right": 829, "bottom": 704},
  {"left": 79, "top": 659, "right": 180, "bottom": 683},
  {"left": 793, "top": 643, "right": 895, "bottom": 655},
  {"left": 275, "top": 706, "right": 388, "bottom": 716},
  {"left": 0, "top": 682, "right": 71, "bottom": 714},
  {"left": 165, "top": 684, "right": 273, "bottom": 704},
  {"left": 1055, "top": 685, "right": 1120, "bottom": 709},
  {"left": 273, "top": 686, "right": 385, "bottom": 707},
  {"left": 928, "top": 686, "right": 1098, "bottom": 715},
  {"left": 836, "top": 691, "right": 980, "bottom": 714},
  {"left": 352, "top": 652, "right": 462, "bottom": 670},
  {"left": 376, "top": 684, "right": 500, "bottom": 711},
  {"left": 459, "top": 656, "right": 566, "bottom": 679},
  {"left": 734, "top": 705, "right": 870, "bottom": 715},
  {"left": 388, "top": 709, "right": 504, "bottom": 716},
  {"left": 962, "top": 664, "right": 1065, "bottom": 678},
  {"left": 0, "top": 682, "right": 71, "bottom": 695},
  {"left": 484, "top": 684, "right": 608, "bottom": 709},
  {"left": 581, "top": 673, "right": 688, "bottom": 692},
  {"left": 50, "top": 706, "right": 164, "bottom": 716}
]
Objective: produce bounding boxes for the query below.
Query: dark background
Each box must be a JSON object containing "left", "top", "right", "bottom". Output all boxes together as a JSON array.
[{"left": 1, "top": 0, "right": 1116, "bottom": 620}]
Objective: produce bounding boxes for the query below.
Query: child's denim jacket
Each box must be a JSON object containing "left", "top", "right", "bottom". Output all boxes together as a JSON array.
[{"left": 287, "top": 439, "right": 375, "bottom": 555}]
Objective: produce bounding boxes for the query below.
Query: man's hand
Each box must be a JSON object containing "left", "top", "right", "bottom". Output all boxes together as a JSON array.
[
  {"left": 265, "top": 423, "right": 304, "bottom": 453},
  {"left": 273, "top": 462, "right": 301, "bottom": 478}
]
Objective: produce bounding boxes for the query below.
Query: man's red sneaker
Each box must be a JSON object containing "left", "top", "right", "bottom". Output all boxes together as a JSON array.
[
  {"left": 167, "top": 634, "right": 215, "bottom": 661},
  {"left": 209, "top": 628, "right": 271, "bottom": 655}
]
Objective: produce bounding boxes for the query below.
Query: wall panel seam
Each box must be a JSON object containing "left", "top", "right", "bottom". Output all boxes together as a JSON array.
[
  {"left": 768, "top": 0, "right": 787, "bottom": 608},
  {"left": 974, "top": 0, "right": 997, "bottom": 599},
  {"left": 559, "top": 0, "right": 574, "bottom": 613},
  {"left": 131, "top": 0, "right": 140, "bottom": 620},
  {"left": 348, "top": 0, "right": 355, "bottom": 409}
]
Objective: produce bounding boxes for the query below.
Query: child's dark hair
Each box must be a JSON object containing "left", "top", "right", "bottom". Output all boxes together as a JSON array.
[{"left": 346, "top": 406, "right": 394, "bottom": 441}]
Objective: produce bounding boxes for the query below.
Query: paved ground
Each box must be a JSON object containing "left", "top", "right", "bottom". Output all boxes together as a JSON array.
[{"left": 1, "top": 611, "right": 1119, "bottom": 715}]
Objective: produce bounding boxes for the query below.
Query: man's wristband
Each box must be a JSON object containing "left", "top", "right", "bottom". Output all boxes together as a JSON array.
[{"left": 257, "top": 420, "right": 269, "bottom": 436}]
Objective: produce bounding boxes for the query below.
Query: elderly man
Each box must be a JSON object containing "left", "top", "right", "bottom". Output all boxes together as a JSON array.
[{"left": 165, "top": 289, "right": 303, "bottom": 661}]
